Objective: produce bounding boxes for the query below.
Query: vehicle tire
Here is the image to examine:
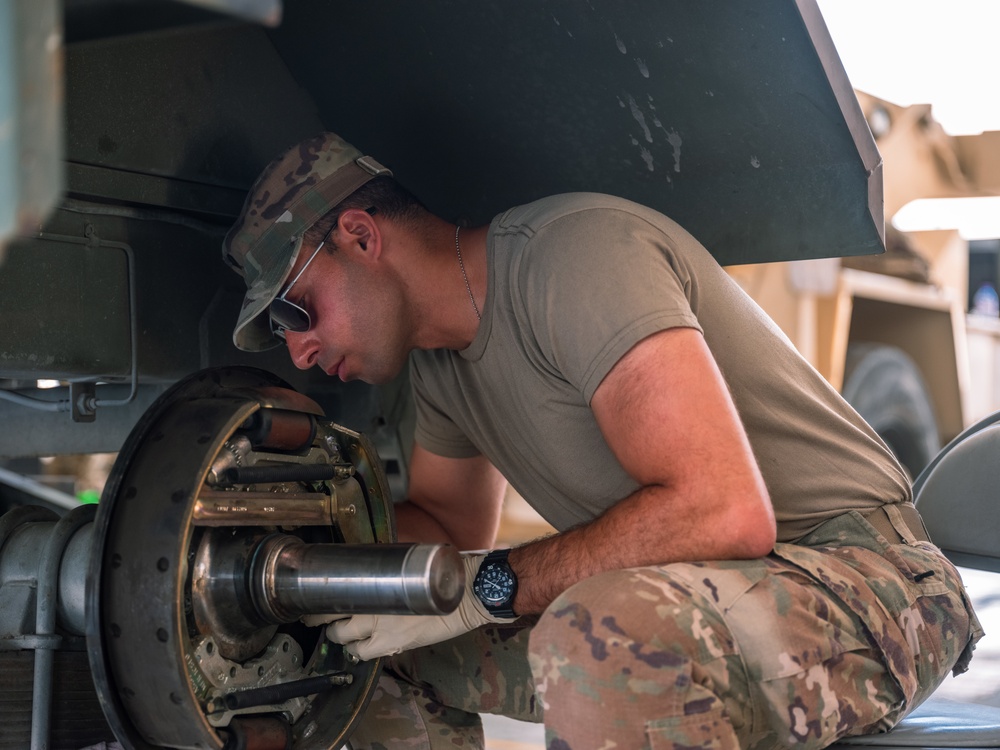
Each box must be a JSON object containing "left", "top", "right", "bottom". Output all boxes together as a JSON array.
[{"left": 841, "top": 343, "right": 940, "bottom": 481}]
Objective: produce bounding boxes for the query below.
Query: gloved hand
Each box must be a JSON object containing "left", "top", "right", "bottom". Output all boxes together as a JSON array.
[
  {"left": 301, "top": 612, "right": 349, "bottom": 628},
  {"left": 325, "top": 553, "right": 517, "bottom": 661}
]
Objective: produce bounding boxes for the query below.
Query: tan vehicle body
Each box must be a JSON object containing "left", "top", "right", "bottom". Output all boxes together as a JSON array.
[{"left": 728, "top": 92, "right": 1000, "bottom": 476}]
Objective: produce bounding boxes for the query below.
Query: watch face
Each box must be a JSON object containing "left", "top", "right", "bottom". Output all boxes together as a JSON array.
[{"left": 474, "top": 561, "right": 516, "bottom": 606}]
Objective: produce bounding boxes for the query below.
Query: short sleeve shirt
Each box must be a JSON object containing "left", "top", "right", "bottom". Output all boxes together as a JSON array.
[{"left": 410, "top": 193, "right": 910, "bottom": 541}]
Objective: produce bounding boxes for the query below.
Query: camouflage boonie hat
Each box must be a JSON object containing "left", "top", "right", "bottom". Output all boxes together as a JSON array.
[{"left": 223, "top": 132, "right": 392, "bottom": 352}]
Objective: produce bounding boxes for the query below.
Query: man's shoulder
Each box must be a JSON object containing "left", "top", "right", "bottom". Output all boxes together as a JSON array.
[
  {"left": 492, "top": 192, "right": 704, "bottom": 280},
  {"left": 495, "top": 192, "right": 654, "bottom": 235}
]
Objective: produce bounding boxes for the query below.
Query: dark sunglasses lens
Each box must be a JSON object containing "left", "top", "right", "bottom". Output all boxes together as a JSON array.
[{"left": 269, "top": 298, "right": 310, "bottom": 334}]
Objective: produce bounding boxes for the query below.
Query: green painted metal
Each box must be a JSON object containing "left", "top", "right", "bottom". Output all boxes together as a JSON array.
[
  {"left": 57, "top": 0, "right": 881, "bottom": 267},
  {"left": 0, "top": 232, "right": 130, "bottom": 381},
  {"left": 269, "top": 0, "right": 883, "bottom": 265},
  {"left": 178, "top": 0, "right": 281, "bottom": 25},
  {"left": 0, "top": 0, "right": 884, "bottom": 451}
]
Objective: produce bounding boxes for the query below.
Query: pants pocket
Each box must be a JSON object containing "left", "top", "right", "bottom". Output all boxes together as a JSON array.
[
  {"left": 751, "top": 644, "right": 906, "bottom": 748},
  {"left": 647, "top": 705, "right": 740, "bottom": 750},
  {"left": 722, "top": 554, "right": 905, "bottom": 747}
]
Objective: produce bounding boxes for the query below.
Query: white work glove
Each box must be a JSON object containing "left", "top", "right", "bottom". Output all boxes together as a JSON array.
[
  {"left": 301, "top": 612, "right": 349, "bottom": 628},
  {"left": 324, "top": 553, "right": 518, "bottom": 661}
]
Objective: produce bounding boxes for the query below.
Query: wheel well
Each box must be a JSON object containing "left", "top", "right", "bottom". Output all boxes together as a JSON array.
[{"left": 842, "top": 342, "right": 940, "bottom": 481}]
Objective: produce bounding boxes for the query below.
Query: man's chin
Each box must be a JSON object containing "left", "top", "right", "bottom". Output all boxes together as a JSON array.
[
  {"left": 358, "top": 372, "right": 392, "bottom": 386},
  {"left": 339, "top": 351, "right": 409, "bottom": 386},
  {"left": 358, "top": 362, "right": 407, "bottom": 386}
]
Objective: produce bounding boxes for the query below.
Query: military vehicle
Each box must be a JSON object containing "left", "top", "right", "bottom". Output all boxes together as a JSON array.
[{"left": 1, "top": 1, "right": 998, "bottom": 748}]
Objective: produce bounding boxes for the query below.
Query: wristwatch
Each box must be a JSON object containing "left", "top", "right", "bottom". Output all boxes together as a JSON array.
[{"left": 472, "top": 549, "right": 519, "bottom": 619}]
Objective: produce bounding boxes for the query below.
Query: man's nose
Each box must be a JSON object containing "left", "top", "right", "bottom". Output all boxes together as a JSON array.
[{"left": 285, "top": 331, "right": 319, "bottom": 370}]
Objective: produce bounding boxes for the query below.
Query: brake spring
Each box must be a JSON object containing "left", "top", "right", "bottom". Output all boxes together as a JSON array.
[
  {"left": 207, "top": 672, "right": 354, "bottom": 713},
  {"left": 221, "top": 464, "right": 340, "bottom": 485}
]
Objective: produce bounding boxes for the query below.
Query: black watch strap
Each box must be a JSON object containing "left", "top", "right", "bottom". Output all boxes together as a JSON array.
[{"left": 473, "top": 549, "right": 519, "bottom": 619}]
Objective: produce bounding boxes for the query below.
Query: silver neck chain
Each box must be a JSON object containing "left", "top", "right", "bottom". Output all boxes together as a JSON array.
[{"left": 455, "top": 225, "right": 481, "bottom": 321}]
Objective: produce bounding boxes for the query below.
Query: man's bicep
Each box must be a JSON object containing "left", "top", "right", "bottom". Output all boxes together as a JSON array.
[
  {"left": 590, "top": 327, "right": 771, "bottom": 519},
  {"left": 402, "top": 442, "right": 508, "bottom": 551}
]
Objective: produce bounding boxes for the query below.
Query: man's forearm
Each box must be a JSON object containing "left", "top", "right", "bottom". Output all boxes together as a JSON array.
[
  {"left": 508, "top": 483, "right": 775, "bottom": 615},
  {"left": 507, "top": 327, "right": 776, "bottom": 614},
  {"left": 393, "top": 500, "right": 456, "bottom": 545}
]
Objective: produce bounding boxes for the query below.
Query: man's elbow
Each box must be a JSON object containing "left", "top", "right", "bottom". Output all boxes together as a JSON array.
[
  {"left": 720, "top": 480, "right": 778, "bottom": 560},
  {"left": 728, "top": 488, "right": 777, "bottom": 558},
  {"left": 740, "top": 521, "right": 777, "bottom": 558}
]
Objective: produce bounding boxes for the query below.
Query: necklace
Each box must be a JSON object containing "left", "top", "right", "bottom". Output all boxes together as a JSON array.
[{"left": 455, "top": 225, "right": 481, "bottom": 320}]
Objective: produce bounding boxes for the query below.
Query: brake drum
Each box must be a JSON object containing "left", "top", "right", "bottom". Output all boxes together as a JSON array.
[{"left": 86, "top": 367, "right": 400, "bottom": 750}]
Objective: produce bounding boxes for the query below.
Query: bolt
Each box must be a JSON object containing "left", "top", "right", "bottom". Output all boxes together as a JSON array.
[
  {"left": 346, "top": 504, "right": 357, "bottom": 516},
  {"left": 302, "top": 722, "right": 318, "bottom": 739},
  {"left": 324, "top": 436, "right": 343, "bottom": 460}
]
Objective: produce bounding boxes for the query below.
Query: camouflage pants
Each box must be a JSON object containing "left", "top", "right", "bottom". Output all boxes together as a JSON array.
[{"left": 348, "top": 511, "right": 982, "bottom": 750}]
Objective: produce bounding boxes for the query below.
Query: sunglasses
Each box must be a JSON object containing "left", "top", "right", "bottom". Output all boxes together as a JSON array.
[
  {"left": 269, "top": 208, "right": 376, "bottom": 340},
  {"left": 269, "top": 241, "right": 326, "bottom": 340}
]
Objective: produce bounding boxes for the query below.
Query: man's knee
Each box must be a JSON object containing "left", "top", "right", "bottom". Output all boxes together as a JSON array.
[
  {"left": 529, "top": 565, "right": 738, "bottom": 665},
  {"left": 527, "top": 567, "right": 748, "bottom": 748},
  {"left": 348, "top": 672, "right": 484, "bottom": 750},
  {"left": 386, "top": 621, "right": 540, "bottom": 721},
  {"left": 527, "top": 567, "right": 742, "bottom": 701}
]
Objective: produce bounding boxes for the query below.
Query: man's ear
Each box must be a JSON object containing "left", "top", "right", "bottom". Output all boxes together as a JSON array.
[{"left": 336, "top": 208, "right": 381, "bottom": 259}]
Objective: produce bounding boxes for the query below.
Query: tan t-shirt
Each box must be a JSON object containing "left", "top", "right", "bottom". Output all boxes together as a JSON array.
[{"left": 411, "top": 193, "right": 910, "bottom": 542}]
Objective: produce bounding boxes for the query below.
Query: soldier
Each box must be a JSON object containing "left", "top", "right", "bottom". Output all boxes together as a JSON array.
[{"left": 223, "top": 132, "right": 982, "bottom": 749}]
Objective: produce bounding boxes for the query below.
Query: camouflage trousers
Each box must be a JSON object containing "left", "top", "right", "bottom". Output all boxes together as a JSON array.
[{"left": 348, "top": 511, "right": 982, "bottom": 750}]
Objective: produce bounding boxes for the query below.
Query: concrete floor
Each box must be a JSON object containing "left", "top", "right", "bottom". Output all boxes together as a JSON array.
[
  {"left": 482, "top": 565, "right": 1000, "bottom": 750},
  {"left": 483, "top": 714, "right": 545, "bottom": 750}
]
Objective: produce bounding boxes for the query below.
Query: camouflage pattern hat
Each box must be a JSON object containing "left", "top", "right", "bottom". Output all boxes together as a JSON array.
[{"left": 223, "top": 132, "right": 392, "bottom": 351}]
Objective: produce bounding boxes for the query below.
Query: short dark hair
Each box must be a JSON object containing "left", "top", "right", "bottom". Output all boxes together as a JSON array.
[{"left": 304, "top": 176, "right": 428, "bottom": 249}]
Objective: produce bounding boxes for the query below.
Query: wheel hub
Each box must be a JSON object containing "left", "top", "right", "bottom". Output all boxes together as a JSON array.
[{"left": 84, "top": 367, "right": 463, "bottom": 750}]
